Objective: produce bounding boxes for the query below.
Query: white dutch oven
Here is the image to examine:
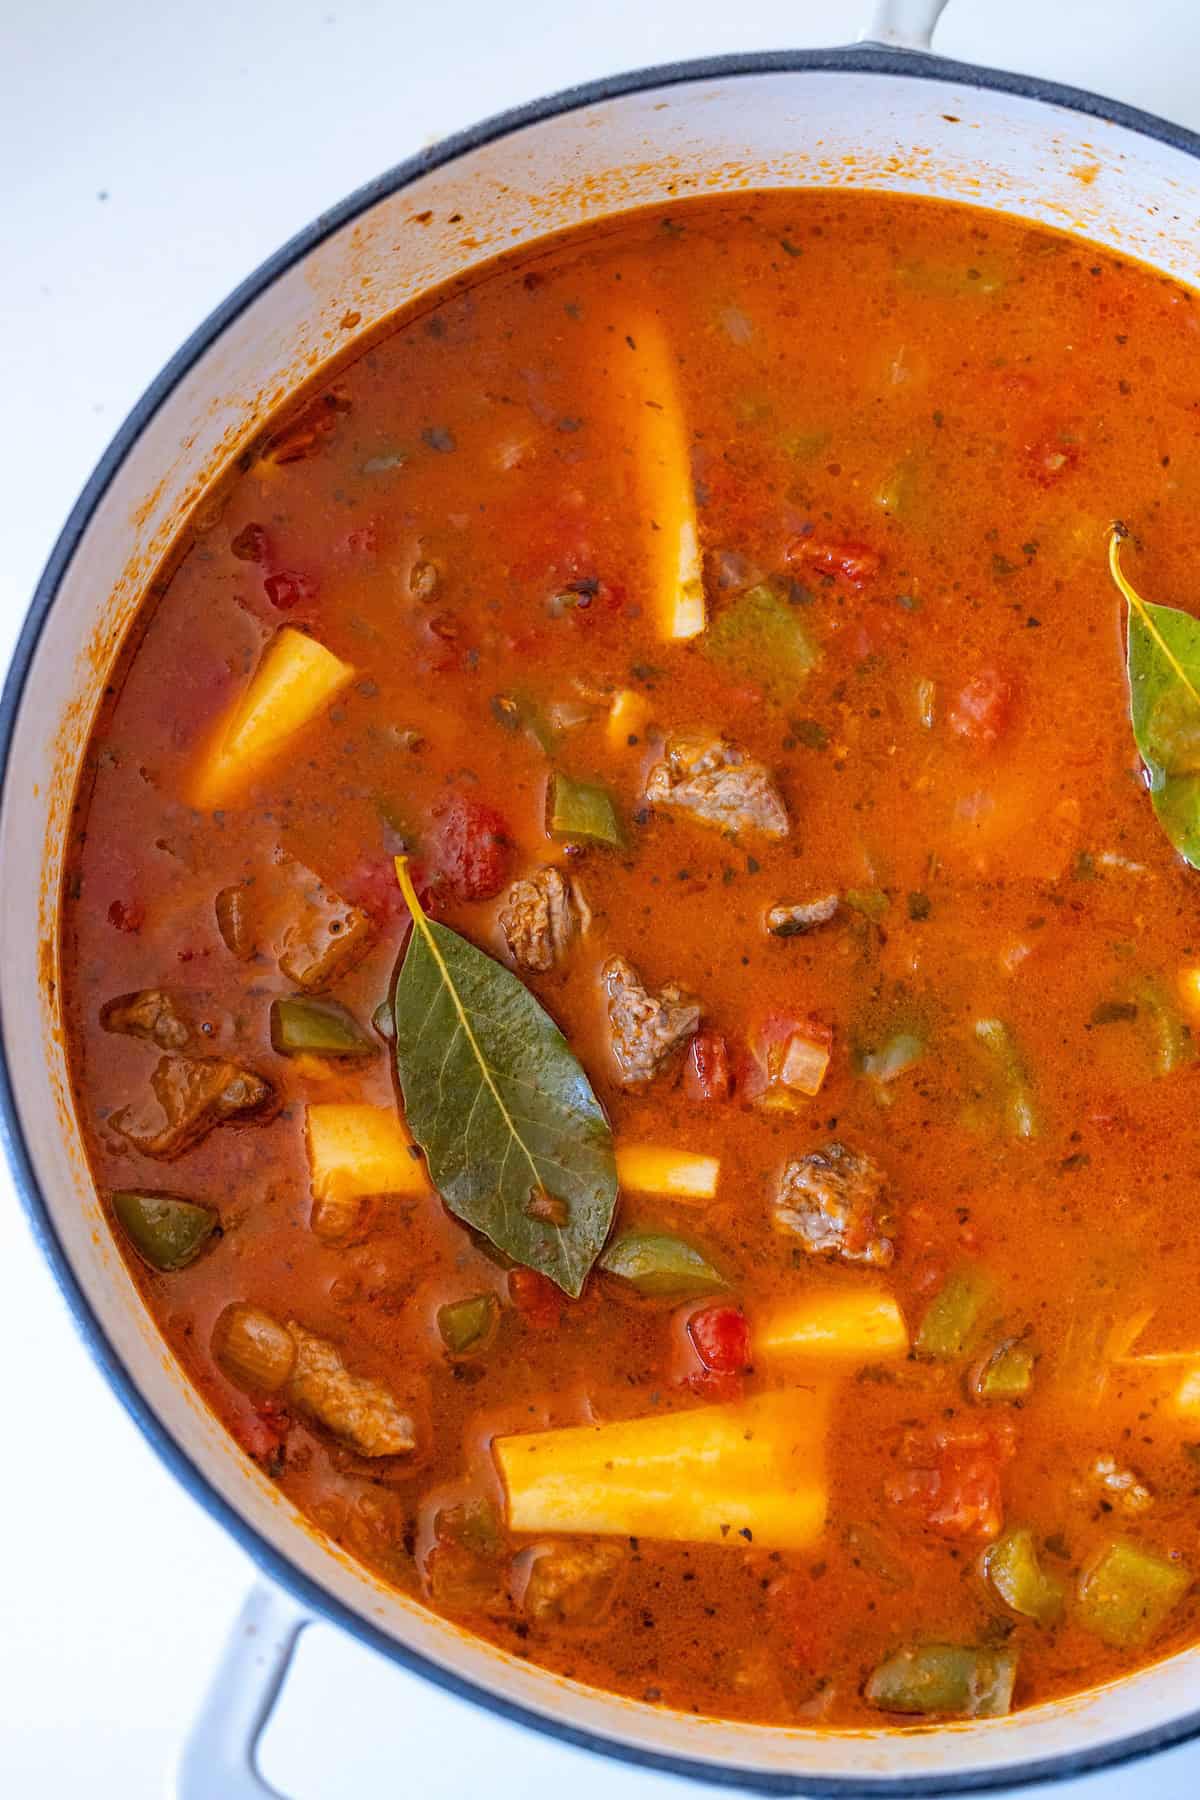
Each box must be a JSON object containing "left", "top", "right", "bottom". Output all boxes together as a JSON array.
[{"left": 6, "top": 2, "right": 1200, "bottom": 1792}]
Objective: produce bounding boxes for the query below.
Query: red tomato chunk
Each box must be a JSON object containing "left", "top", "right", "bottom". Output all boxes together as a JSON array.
[
  {"left": 433, "top": 795, "right": 512, "bottom": 901},
  {"left": 687, "top": 1304, "right": 751, "bottom": 1373},
  {"left": 787, "top": 536, "right": 882, "bottom": 591},
  {"left": 947, "top": 668, "right": 1017, "bottom": 747},
  {"left": 887, "top": 1418, "right": 1016, "bottom": 1542},
  {"left": 684, "top": 1030, "right": 734, "bottom": 1102}
]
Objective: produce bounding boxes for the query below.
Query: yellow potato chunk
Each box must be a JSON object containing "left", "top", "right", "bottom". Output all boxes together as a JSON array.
[
  {"left": 607, "top": 687, "right": 651, "bottom": 751},
  {"left": 623, "top": 314, "right": 705, "bottom": 640},
  {"left": 758, "top": 1289, "right": 909, "bottom": 1364},
  {"left": 495, "top": 1388, "right": 828, "bottom": 1549},
  {"left": 616, "top": 1143, "right": 719, "bottom": 1200},
  {"left": 195, "top": 627, "right": 353, "bottom": 806},
  {"left": 305, "top": 1103, "right": 427, "bottom": 1202},
  {"left": 1174, "top": 1365, "right": 1200, "bottom": 1417},
  {"left": 1178, "top": 966, "right": 1200, "bottom": 1024}
]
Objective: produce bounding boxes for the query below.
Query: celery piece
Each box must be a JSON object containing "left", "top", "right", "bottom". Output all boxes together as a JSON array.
[
  {"left": 865, "top": 1643, "right": 1017, "bottom": 1718},
  {"left": 916, "top": 1267, "right": 992, "bottom": 1360},
  {"left": 984, "top": 1529, "right": 1065, "bottom": 1626},
  {"left": 438, "top": 1293, "right": 499, "bottom": 1358},
  {"left": 704, "top": 583, "right": 818, "bottom": 699},
  {"left": 1077, "top": 1541, "right": 1191, "bottom": 1648},
  {"left": 112, "top": 1190, "right": 217, "bottom": 1272},
  {"left": 970, "top": 1337, "right": 1035, "bottom": 1402},
  {"left": 599, "top": 1232, "right": 724, "bottom": 1298},
  {"left": 974, "top": 1017, "right": 1039, "bottom": 1139},
  {"left": 271, "top": 995, "right": 375, "bottom": 1057},
  {"left": 546, "top": 772, "right": 623, "bottom": 847}
]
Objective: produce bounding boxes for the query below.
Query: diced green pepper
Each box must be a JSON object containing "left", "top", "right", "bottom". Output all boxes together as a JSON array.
[
  {"left": 112, "top": 1190, "right": 218, "bottom": 1272},
  {"left": 438, "top": 1293, "right": 499, "bottom": 1358},
  {"left": 546, "top": 772, "right": 623, "bottom": 847},
  {"left": 916, "top": 1267, "right": 992, "bottom": 1360},
  {"left": 984, "top": 1529, "right": 1065, "bottom": 1626},
  {"left": 874, "top": 454, "right": 920, "bottom": 518},
  {"left": 859, "top": 1031, "right": 924, "bottom": 1085},
  {"left": 970, "top": 1337, "right": 1035, "bottom": 1402},
  {"left": 599, "top": 1232, "right": 724, "bottom": 1298},
  {"left": 703, "top": 583, "right": 818, "bottom": 699},
  {"left": 491, "top": 690, "right": 558, "bottom": 755},
  {"left": 270, "top": 995, "right": 375, "bottom": 1057},
  {"left": 864, "top": 1643, "right": 1017, "bottom": 1718},
  {"left": 974, "top": 1017, "right": 1039, "bottom": 1139},
  {"left": 843, "top": 888, "right": 890, "bottom": 921},
  {"left": 1077, "top": 1540, "right": 1191, "bottom": 1649}
]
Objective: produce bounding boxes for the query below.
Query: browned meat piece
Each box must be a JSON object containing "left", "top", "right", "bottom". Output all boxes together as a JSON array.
[
  {"left": 278, "top": 867, "right": 373, "bottom": 990},
  {"left": 113, "top": 1055, "right": 274, "bottom": 1159},
  {"left": 772, "top": 1143, "right": 894, "bottom": 1267},
  {"left": 499, "top": 866, "right": 589, "bottom": 973},
  {"left": 101, "top": 989, "right": 194, "bottom": 1050},
  {"left": 645, "top": 734, "right": 789, "bottom": 841},
  {"left": 285, "top": 1322, "right": 416, "bottom": 1457},
  {"left": 522, "top": 1539, "right": 626, "bottom": 1625},
  {"left": 766, "top": 895, "right": 840, "bottom": 938},
  {"left": 603, "top": 955, "right": 701, "bottom": 1087}
]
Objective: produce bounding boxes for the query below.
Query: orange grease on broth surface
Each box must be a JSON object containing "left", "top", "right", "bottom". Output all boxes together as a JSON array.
[{"left": 60, "top": 190, "right": 1200, "bottom": 1724}]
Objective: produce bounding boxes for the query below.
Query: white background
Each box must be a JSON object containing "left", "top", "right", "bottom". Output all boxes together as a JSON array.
[{"left": 6, "top": 2, "right": 1200, "bottom": 1795}]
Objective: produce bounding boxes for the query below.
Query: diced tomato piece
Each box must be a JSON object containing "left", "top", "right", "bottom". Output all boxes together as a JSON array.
[
  {"left": 740, "top": 1011, "right": 833, "bottom": 1108},
  {"left": 508, "top": 1267, "right": 562, "bottom": 1331},
  {"left": 340, "top": 520, "right": 379, "bottom": 557},
  {"left": 341, "top": 855, "right": 433, "bottom": 929},
  {"left": 886, "top": 1417, "right": 1016, "bottom": 1542},
  {"left": 230, "top": 522, "right": 270, "bottom": 564},
  {"left": 684, "top": 1030, "right": 734, "bottom": 1102},
  {"left": 787, "top": 536, "right": 882, "bottom": 591},
  {"left": 263, "top": 569, "right": 318, "bottom": 610},
  {"left": 230, "top": 1399, "right": 291, "bottom": 1466},
  {"left": 107, "top": 897, "right": 144, "bottom": 933},
  {"left": 687, "top": 1304, "right": 751, "bottom": 1374},
  {"left": 947, "top": 667, "right": 1017, "bottom": 748},
  {"left": 432, "top": 795, "right": 512, "bottom": 902}
]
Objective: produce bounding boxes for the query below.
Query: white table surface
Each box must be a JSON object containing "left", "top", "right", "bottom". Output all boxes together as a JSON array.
[{"left": 6, "top": 1, "right": 1200, "bottom": 1794}]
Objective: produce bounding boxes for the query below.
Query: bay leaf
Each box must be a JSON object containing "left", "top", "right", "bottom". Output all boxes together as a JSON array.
[
  {"left": 391, "top": 858, "right": 616, "bottom": 1296},
  {"left": 1112, "top": 527, "right": 1200, "bottom": 870}
]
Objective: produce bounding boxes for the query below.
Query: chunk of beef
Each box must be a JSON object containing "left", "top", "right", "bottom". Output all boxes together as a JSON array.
[
  {"left": 278, "top": 866, "right": 373, "bottom": 990},
  {"left": 499, "top": 865, "right": 589, "bottom": 973},
  {"left": 644, "top": 734, "right": 789, "bottom": 841},
  {"left": 101, "top": 989, "right": 194, "bottom": 1050},
  {"left": 772, "top": 1142, "right": 894, "bottom": 1266},
  {"left": 766, "top": 896, "right": 840, "bottom": 938},
  {"left": 286, "top": 1322, "right": 415, "bottom": 1457},
  {"left": 112, "top": 1055, "right": 274, "bottom": 1159},
  {"left": 521, "top": 1539, "right": 626, "bottom": 1625},
  {"left": 603, "top": 955, "right": 701, "bottom": 1087}
]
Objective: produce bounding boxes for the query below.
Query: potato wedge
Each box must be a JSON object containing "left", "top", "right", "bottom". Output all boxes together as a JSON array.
[
  {"left": 758, "top": 1289, "right": 908, "bottom": 1363},
  {"left": 495, "top": 1388, "right": 828, "bottom": 1548},
  {"left": 305, "top": 1102, "right": 427, "bottom": 1202},
  {"left": 195, "top": 626, "right": 353, "bottom": 806},
  {"left": 616, "top": 1143, "right": 719, "bottom": 1200},
  {"left": 622, "top": 313, "right": 705, "bottom": 640}
]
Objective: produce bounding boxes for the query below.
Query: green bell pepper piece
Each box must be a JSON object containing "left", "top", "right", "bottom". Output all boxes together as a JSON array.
[
  {"left": 546, "top": 772, "right": 623, "bottom": 847},
  {"left": 865, "top": 1643, "right": 1017, "bottom": 1718},
  {"left": 438, "top": 1293, "right": 499, "bottom": 1358},
  {"left": 974, "top": 1017, "right": 1039, "bottom": 1139},
  {"left": 984, "top": 1529, "right": 1065, "bottom": 1626},
  {"left": 916, "top": 1267, "right": 992, "bottom": 1361},
  {"left": 270, "top": 995, "right": 374, "bottom": 1057},
  {"left": 599, "top": 1232, "right": 724, "bottom": 1298},
  {"left": 970, "top": 1337, "right": 1035, "bottom": 1402},
  {"left": 112, "top": 1190, "right": 218, "bottom": 1272},
  {"left": 1077, "top": 1540, "right": 1191, "bottom": 1649}
]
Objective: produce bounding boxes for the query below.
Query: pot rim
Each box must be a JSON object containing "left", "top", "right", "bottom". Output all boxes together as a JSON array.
[{"left": 6, "top": 39, "right": 1200, "bottom": 1794}]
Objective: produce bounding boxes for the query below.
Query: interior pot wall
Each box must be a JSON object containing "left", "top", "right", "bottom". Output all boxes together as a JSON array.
[{"left": 7, "top": 59, "right": 1200, "bottom": 1786}]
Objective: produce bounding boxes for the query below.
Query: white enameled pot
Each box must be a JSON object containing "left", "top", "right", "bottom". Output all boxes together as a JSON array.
[{"left": 7, "top": 3, "right": 1200, "bottom": 1792}]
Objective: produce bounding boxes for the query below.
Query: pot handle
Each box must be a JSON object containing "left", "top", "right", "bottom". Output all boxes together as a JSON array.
[
  {"left": 174, "top": 1582, "right": 309, "bottom": 1800},
  {"left": 859, "top": 0, "right": 951, "bottom": 50}
]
